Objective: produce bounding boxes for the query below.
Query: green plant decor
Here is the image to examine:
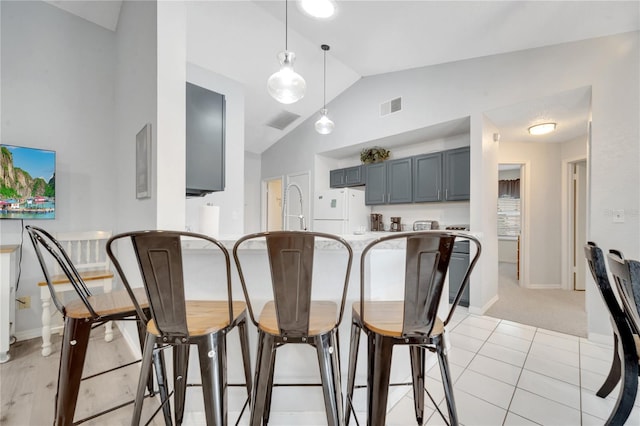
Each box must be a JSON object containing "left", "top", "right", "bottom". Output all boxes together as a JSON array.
[{"left": 360, "top": 147, "right": 390, "bottom": 164}]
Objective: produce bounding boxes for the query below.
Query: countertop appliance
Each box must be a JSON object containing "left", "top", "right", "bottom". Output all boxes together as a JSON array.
[
  {"left": 370, "top": 213, "right": 383, "bottom": 232},
  {"left": 313, "top": 188, "right": 370, "bottom": 235},
  {"left": 413, "top": 220, "right": 439, "bottom": 231},
  {"left": 445, "top": 224, "right": 470, "bottom": 231},
  {"left": 390, "top": 217, "right": 402, "bottom": 232}
]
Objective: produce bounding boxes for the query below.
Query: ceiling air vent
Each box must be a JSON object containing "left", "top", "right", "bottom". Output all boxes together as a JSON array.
[
  {"left": 380, "top": 97, "right": 402, "bottom": 116},
  {"left": 266, "top": 110, "right": 301, "bottom": 131}
]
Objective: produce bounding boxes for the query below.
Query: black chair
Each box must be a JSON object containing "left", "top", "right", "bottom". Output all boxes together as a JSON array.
[
  {"left": 232, "top": 231, "right": 353, "bottom": 426},
  {"left": 107, "top": 230, "right": 252, "bottom": 426},
  {"left": 344, "top": 231, "right": 481, "bottom": 426},
  {"left": 26, "top": 225, "right": 171, "bottom": 426},
  {"left": 584, "top": 242, "right": 638, "bottom": 425}
]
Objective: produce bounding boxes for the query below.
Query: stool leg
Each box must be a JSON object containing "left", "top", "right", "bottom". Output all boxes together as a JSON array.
[
  {"left": 263, "top": 350, "right": 276, "bottom": 424},
  {"left": 345, "top": 321, "right": 361, "bottom": 425},
  {"left": 54, "top": 317, "right": 92, "bottom": 426},
  {"left": 173, "top": 345, "right": 190, "bottom": 425},
  {"left": 41, "top": 292, "right": 53, "bottom": 357},
  {"left": 238, "top": 317, "right": 253, "bottom": 399},
  {"left": 436, "top": 335, "right": 458, "bottom": 426},
  {"left": 132, "top": 332, "right": 156, "bottom": 426},
  {"left": 250, "top": 331, "right": 275, "bottom": 426},
  {"left": 316, "top": 331, "right": 344, "bottom": 426},
  {"left": 367, "top": 333, "right": 393, "bottom": 426},
  {"left": 198, "top": 332, "right": 227, "bottom": 426},
  {"left": 152, "top": 348, "right": 173, "bottom": 426},
  {"left": 410, "top": 346, "right": 425, "bottom": 425},
  {"left": 597, "top": 333, "right": 621, "bottom": 398}
]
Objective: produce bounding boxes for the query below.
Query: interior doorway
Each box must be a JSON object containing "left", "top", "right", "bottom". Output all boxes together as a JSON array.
[
  {"left": 264, "top": 177, "right": 283, "bottom": 231},
  {"left": 497, "top": 164, "right": 523, "bottom": 285},
  {"left": 568, "top": 159, "right": 587, "bottom": 290}
]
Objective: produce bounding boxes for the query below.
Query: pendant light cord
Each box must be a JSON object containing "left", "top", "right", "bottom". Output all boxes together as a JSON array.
[
  {"left": 323, "top": 48, "right": 327, "bottom": 108},
  {"left": 285, "top": 0, "right": 288, "bottom": 51}
]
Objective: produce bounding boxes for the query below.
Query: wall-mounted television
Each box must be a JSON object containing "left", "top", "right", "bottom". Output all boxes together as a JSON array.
[{"left": 1, "top": 144, "right": 56, "bottom": 220}]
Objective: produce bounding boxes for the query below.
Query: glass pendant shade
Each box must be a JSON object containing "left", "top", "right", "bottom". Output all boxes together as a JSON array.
[
  {"left": 315, "top": 109, "right": 334, "bottom": 134},
  {"left": 268, "top": 51, "right": 306, "bottom": 104}
]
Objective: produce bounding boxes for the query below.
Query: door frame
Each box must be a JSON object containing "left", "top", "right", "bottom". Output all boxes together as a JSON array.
[{"left": 562, "top": 156, "right": 588, "bottom": 290}]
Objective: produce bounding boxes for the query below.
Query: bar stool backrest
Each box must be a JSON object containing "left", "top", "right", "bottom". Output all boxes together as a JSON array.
[
  {"left": 266, "top": 232, "right": 315, "bottom": 337},
  {"left": 607, "top": 250, "right": 640, "bottom": 335},
  {"left": 109, "top": 230, "right": 234, "bottom": 343},
  {"left": 26, "top": 225, "right": 97, "bottom": 318},
  {"left": 360, "top": 231, "right": 481, "bottom": 336},
  {"left": 234, "top": 231, "right": 353, "bottom": 338}
]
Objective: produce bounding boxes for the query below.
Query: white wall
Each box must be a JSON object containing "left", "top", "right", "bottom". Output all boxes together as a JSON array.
[
  {"left": 244, "top": 151, "right": 261, "bottom": 233},
  {"left": 114, "top": 0, "right": 158, "bottom": 234},
  {"left": 184, "top": 63, "right": 245, "bottom": 237},
  {"left": 1, "top": 1, "right": 117, "bottom": 335},
  {"left": 262, "top": 32, "right": 640, "bottom": 336}
]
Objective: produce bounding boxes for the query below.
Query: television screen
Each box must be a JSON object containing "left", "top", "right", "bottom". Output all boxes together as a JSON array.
[{"left": 1, "top": 144, "right": 56, "bottom": 219}]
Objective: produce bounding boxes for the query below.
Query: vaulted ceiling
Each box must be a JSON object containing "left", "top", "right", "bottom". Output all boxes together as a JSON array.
[{"left": 46, "top": 1, "right": 640, "bottom": 153}]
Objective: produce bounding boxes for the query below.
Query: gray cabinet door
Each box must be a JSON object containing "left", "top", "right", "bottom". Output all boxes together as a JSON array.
[
  {"left": 186, "top": 82, "right": 225, "bottom": 196},
  {"left": 344, "top": 165, "right": 364, "bottom": 186},
  {"left": 387, "top": 158, "right": 413, "bottom": 204},
  {"left": 330, "top": 169, "right": 345, "bottom": 188},
  {"left": 364, "top": 162, "right": 387, "bottom": 205},
  {"left": 413, "top": 153, "right": 442, "bottom": 202},
  {"left": 448, "top": 241, "right": 470, "bottom": 307},
  {"left": 443, "top": 147, "right": 470, "bottom": 201}
]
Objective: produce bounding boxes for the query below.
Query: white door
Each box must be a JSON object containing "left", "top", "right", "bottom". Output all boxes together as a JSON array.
[
  {"left": 265, "top": 178, "right": 282, "bottom": 231},
  {"left": 573, "top": 160, "right": 587, "bottom": 290}
]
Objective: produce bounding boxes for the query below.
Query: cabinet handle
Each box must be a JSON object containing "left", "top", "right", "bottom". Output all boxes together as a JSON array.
[
  {"left": 445, "top": 189, "right": 448, "bottom": 199},
  {"left": 438, "top": 189, "right": 441, "bottom": 200}
]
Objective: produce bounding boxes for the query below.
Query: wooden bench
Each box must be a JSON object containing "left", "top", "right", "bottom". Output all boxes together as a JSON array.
[{"left": 37, "top": 231, "right": 114, "bottom": 356}]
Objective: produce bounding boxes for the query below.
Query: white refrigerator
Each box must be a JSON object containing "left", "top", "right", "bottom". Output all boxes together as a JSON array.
[{"left": 313, "top": 188, "right": 371, "bottom": 235}]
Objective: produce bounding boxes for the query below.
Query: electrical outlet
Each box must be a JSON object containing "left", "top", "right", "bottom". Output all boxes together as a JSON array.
[{"left": 17, "top": 296, "right": 31, "bottom": 309}]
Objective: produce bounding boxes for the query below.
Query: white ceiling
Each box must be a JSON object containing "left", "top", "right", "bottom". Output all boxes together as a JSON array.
[{"left": 46, "top": 1, "right": 640, "bottom": 153}]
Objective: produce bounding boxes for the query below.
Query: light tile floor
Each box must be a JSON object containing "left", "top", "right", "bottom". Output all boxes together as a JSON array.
[
  {"left": 220, "top": 308, "right": 638, "bottom": 425},
  {"left": 378, "top": 309, "right": 640, "bottom": 426}
]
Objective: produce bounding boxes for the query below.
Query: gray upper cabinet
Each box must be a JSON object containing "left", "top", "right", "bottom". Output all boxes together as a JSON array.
[
  {"left": 330, "top": 165, "right": 364, "bottom": 188},
  {"left": 364, "top": 158, "right": 412, "bottom": 205},
  {"left": 443, "top": 147, "right": 470, "bottom": 201},
  {"left": 386, "top": 158, "right": 413, "bottom": 204},
  {"left": 413, "top": 152, "right": 443, "bottom": 202},
  {"left": 364, "top": 162, "right": 386, "bottom": 204},
  {"left": 186, "top": 82, "right": 225, "bottom": 197}
]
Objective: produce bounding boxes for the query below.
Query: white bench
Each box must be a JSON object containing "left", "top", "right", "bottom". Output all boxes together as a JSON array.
[{"left": 38, "top": 230, "right": 114, "bottom": 356}]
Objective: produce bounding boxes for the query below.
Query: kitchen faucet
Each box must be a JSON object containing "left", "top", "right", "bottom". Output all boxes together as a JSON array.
[{"left": 282, "top": 182, "right": 306, "bottom": 231}]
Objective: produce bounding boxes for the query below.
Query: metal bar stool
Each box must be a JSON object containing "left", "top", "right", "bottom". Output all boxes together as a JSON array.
[
  {"left": 233, "top": 231, "right": 353, "bottom": 426},
  {"left": 26, "top": 225, "right": 171, "bottom": 426},
  {"left": 108, "top": 230, "right": 252, "bottom": 425},
  {"left": 584, "top": 242, "right": 639, "bottom": 425},
  {"left": 344, "top": 231, "right": 481, "bottom": 426}
]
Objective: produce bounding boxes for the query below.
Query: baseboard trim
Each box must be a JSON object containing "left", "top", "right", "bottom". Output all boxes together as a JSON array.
[
  {"left": 14, "top": 325, "right": 62, "bottom": 343},
  {"left": 469, "top": 294, "right": 499, "bottom": 316}
]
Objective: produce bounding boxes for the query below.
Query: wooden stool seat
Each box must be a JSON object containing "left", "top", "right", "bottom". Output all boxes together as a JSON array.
[
  {"left": 65, "top": 287, "right": 148, "bottom": 319},
  {"left": 147, "top": 300, "right": 247, "bottom": 337},
  {"left": 352, "top": 301, "right": 445, "bottom": 337},
  {"left": 258, "top": 300, "right": 338, "bottom": 336}
]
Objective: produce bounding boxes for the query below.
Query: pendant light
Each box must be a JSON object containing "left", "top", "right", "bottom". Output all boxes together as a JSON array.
[
  {"left": 315, "top": 44, "right": 335, "bottom": 135},
  {"left": 267, "top": 0, "right": 306, "bottom": 104}
]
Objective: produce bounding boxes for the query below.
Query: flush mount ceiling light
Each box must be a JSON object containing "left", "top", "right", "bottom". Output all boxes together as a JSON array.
[
  {"left": 528, "top": 122, "right": 557, "bottom": 135},
  {"left": 315, "top": 44, "right": 335, "bottom": 135},
  {"left": 299, "top": 0, "right": 336, "bottom": 19},
  {"left": 267, "top": 0, "right": 306, "bottom": 104}
]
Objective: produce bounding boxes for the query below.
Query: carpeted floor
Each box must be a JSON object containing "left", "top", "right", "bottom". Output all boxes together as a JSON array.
[{"left": 485, "top": 262, "right": 587, "bottom": 337}]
